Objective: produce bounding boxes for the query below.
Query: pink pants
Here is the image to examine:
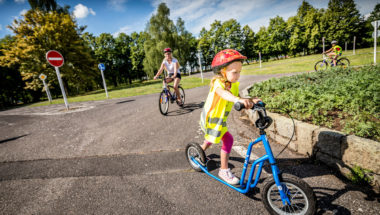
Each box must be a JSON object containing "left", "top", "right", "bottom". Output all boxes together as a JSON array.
[{"left": 205, "top": 131, "right": 234, "bottom": 154}]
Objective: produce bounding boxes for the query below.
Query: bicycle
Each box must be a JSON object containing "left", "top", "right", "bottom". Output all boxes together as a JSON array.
[
  {"left": 158, "top": 76, "right": 185, "bottom": 115},
  {"left": 314, "top": 53, "right": 350, "bottom": 72},
  {"left": 185, "top": 102, "right": 316, "bottom": 215}
]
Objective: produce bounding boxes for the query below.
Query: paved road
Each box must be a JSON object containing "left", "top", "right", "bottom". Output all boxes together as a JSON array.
[{"left": 0, "top": 72, "right": 379, "bottom": 214}]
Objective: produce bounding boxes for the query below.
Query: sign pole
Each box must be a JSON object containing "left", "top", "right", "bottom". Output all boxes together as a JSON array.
[
  {"left": 46, "top": 50, "right": 68, "bottom": 110},
  {"left": 100, "top": 69, "right": 109, "bottom": 98},
  {"left": 259, "top": 52, "right": 262, "bottom": 68},
  {"left": 345, "top": 42, "right": 347, "bottom": 52},
  {"left": 375, "top": 21, "right": 378, "bottom": 64},
  {"left": 42, "top": 79, "right": 52, "bottom": 103},
  {"left": 55, "top": 67, "right": 69, "bottom": 110},
  {"left": 353, "top": 36, "right": 356, "bottom": 55},
  {"left": 197, "top": 50, "right": 204, "bottom": 83},
  {"left": 322, "top": 37, "right": 325, "bottom": 53}
]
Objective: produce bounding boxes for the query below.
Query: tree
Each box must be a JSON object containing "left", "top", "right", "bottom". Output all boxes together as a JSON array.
[
  {"left": 198, "top": 27, "right": 213, "bottom": 69},
  {"left": 287, "top": 16, "right": 304, "bottom": 56},
  {"left": 368, "top": 3, "right": 380, "bottom": 22},
  {"left": 28, "top": 0, "right": 69, "bottom": 13},
  {"left": 0, "top": 9, "right": 97, "bottom": 99},
  {"left": 0, "top": 36, "right": 29, "bottom": 107},
  {"left": 254, "top": 26, "right": 271, "bottom": 61},
  {"left": 115, "top": 33, "right": 133, "bottom": 84},
  {"left": 130, "top": 32, "right": 147, "bottom": 80},
  {"left": 143, "top": 3, "right": 177, "bottom": 78},
  {"left": 304, "top": 8, "right": 324, "bottom": 53},
  {"left": 267, "top": 16, "right": 289, "bottom": 58},
  {"left": 241, "top": 25, "right": 255, "bottom": 62},
  {"left": 174, "top": 18, "right": 197, "bottom": 74},
  {"left": 93, "top": 33, "right": 118, "bottom": 86},
  {"left": 323, "top": 0, "right": 361, "bottom": 45}
]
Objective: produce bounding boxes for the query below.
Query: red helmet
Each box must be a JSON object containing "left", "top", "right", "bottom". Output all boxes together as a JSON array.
[
  {"left": 163, "top": 48, "right": 172, "bottom": 53},
  {"left": 211, "top": 49, "right": 247, "bottom": 69}
]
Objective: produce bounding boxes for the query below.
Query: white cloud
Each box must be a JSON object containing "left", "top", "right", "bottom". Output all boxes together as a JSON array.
[
  {"left": 20, "top": 9, "right": 28, "bottom": 16},
  {"left": 73, "top": 4, "right": 96, "bottom": 19},
  {"left": 14, "top": 0, "right": 26, "bottom": 3},
  {"left": 113, "top": 25, "right": 132, "bottom": 37},
  {"left": 0, "top": 24, "right": 2, "bottom": 31},
  {"left": 151, "top": 0, "right": 276, "bottom": 35},
  {"left": 108, "top": 0, "right": 128, "bottom": 11},
  {"left": 0, "top": 0, "right": 5, "bottom": 4}
]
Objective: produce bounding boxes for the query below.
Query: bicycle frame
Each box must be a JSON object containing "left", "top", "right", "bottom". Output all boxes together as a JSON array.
[
  {"left": 190, "top": 132, "right": 291, "bottom": 205},
  {"left": 161, "top": 78, "right": 175, "bottom": 102}
]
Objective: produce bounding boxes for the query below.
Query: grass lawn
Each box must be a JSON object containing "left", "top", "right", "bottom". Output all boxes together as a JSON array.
[
  {"left": 242, "top": 47, "right": 380, "bottom": 75},
  {"left": 29, "top": 76, "right": 210, "bottom": 107}
]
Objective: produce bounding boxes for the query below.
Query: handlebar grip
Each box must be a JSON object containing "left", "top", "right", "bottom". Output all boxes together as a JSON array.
[
  {"left": 234, "top": 101, "right": 266, "bottom": 111},
  {"left": 234, "top": 102, "right": 245, "bottom": 111},
  {"left": 257, "top": 101, "right": 266, "bottom": 107}
]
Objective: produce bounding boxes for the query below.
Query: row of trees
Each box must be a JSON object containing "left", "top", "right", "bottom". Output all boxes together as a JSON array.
[{"left": 1, "top": 0, "right": 380, "bottom": 107}]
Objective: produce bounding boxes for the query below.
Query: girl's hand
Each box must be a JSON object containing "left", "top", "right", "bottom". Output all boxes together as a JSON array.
[
  {"left": 251, "top": 98, "right": 262, "bottom": 104},
  {"left": 238, "top": 98, "right": 253, "bottom": 109},
  {"left": 153, "top": 75, "right": 158, "bottom": 80}
]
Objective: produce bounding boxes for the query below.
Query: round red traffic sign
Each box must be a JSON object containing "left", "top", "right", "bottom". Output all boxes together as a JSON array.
[{"left": 46, "top": 50, "right": 64, "bottom": 67}]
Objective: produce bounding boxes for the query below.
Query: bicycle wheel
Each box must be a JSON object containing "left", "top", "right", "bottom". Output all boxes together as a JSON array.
[
  {"left": 176, "top": 86, "right": 185, "bottom": 107},
  {"left": 158, "top": 91, "right": 169, "bottom": 115},
  {"left": 314, "top": 60, "right": 328, "bottom": 72},
  {"left": 337, "top": 58, "right": 350, "bottom": 69},
  {"left": 185, "top": 142, "right": 206, "bottom": 172},
  {"left": 262, "top": 174, "right": 316, "bottom": 215}
]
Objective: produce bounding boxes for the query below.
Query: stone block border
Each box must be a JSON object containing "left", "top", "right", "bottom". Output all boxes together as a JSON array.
[{"left": 242, "top": 85, "right": 380, "bottom": 192}]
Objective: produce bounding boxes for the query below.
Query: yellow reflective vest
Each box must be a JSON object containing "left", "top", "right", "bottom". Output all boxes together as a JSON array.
[
  {"left": 200, "top": 78, "right": 239, "bottom": 144},
  {"left": 333, "top": 45, "right": 342, "bottom": 55}
]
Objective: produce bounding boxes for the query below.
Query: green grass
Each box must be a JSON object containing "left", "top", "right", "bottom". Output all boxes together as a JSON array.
[
  {"left": 242, "top": 47, "right": 380, "bottom": 75},
  {"left": 248, "top": 65, "right": 380, "bottom": 141},
  {"left": 29, "top": 76, "right": 210, "bottom": 107}
]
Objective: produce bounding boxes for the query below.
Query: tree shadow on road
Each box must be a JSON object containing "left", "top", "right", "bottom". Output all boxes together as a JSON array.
[
  {"left": 0, "top": 134, "right": 28, "bottom": 144},
  {"left": 115, "top": 99, "right": 135, "bottom": 104},
  {"left": 166, "top": 102, "right": 204, "bottom": 116}
]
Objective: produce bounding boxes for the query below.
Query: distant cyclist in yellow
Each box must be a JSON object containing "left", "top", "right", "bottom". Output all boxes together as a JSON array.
[{"left": 324, "top": 40, "right": 342, "bottom": 66}]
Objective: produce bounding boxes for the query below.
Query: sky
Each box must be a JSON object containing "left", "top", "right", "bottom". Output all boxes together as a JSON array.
[{"left": 0, "top": 0, "right": 379, "bottom": 39}]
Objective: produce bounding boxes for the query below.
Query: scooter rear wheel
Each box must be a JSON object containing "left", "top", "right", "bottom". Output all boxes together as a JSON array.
[{"left": 185, "top": 142, "right": 206, "bottom": 172}]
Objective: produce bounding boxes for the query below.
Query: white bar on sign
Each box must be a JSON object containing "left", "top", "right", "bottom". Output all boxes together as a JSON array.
[{"left": 48, "top": 57, "right": 63, "bottom": 60}]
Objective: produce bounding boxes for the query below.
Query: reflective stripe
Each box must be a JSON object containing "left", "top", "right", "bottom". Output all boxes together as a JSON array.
[
  {"left": 208, "top": 117, "right": 224, "bottom": 125},
  {"left": 206, "top": 128, "right": 221, "bottom": 137}
]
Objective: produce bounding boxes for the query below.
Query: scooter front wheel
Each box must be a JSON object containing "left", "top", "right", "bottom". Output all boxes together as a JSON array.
[
  {"left": 185, "top": 142, "right": 206, "bottom": 172},
  {"left": 262, "top": 173, "right": 316, "bottom": 215}
]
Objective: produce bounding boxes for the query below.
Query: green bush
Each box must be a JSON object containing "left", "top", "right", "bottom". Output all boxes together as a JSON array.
[{"left": 249, "top": 65, "right": 380, "bottom": 141}]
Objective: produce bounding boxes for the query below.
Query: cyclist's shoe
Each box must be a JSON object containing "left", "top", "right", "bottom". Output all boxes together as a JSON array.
[{"left": 218, "top": 168, "right": 239, "bottom": 185}]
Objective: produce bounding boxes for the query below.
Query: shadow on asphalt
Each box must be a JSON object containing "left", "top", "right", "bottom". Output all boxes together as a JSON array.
[
  {"left": 115, "top": 99, "right": 135, "bottom": 104},
  {"left": 0, "top": 134, "right": 28, "bottom": 144},
  {"left": 166, "top": 102, "right": 204, "bottom": 116},
  {"left": 261, "top": 157, "right": 380, "bottom": 214}
]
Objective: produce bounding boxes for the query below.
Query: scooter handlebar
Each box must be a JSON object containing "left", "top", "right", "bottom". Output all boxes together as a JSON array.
[{"left": 234, "top": 101, "right": 266, "bottom": 111}]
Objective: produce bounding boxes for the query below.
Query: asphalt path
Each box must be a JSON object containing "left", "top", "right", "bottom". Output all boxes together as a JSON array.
[{"left": 0, "top": 71, "right": 379, "bottom": 214}]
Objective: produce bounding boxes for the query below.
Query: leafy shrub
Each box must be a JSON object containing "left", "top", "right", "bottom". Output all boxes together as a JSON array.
[{"left": 249, "top": 65, "right": 380, "bottom": 141}]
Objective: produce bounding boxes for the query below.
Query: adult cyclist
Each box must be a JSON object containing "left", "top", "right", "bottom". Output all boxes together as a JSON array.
[
  {"left": 154, "top": 48, "right": 183, "bottom": 105},
  {"left": 324, "top": 40, "right": 342, "bottom": 66}
]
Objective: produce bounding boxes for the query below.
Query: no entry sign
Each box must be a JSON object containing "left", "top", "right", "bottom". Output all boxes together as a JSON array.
[
  {"left": 46, "top": 50, "right": 64, "bottom": 67},
  {"left": 46, "top": 50, "right": 69, "bottom": 110}
]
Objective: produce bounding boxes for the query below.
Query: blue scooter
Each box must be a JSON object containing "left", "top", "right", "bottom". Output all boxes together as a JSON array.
[{"left": 185, "top": 102, "right": 316, "bottom": 215}]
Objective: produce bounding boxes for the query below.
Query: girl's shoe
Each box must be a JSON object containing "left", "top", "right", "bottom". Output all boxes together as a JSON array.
[{"left": 218, "top": 168, "right": 239, "bottom": 185}]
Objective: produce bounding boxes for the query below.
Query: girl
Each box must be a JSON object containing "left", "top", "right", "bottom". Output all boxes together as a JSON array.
[
  {"left": 154, "top": 48, "right": 182, "bottom": 105},
  {"left": 200, "top": 49, "right": 261, "bottom": 185}
]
